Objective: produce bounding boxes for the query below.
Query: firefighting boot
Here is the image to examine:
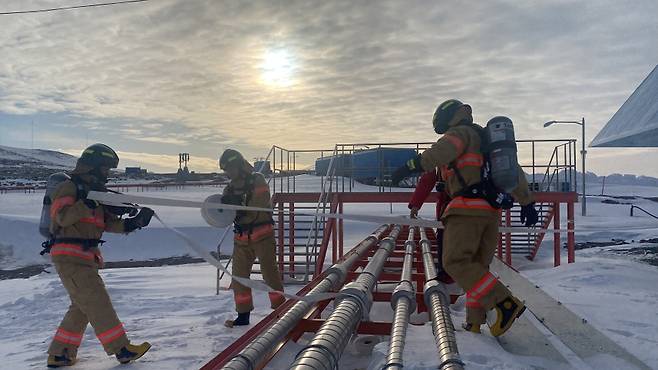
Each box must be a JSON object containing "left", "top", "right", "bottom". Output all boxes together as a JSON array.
[
  {"left": 47, "top": 349, "right": 76, "bottom": 368},
  {"left": 115, "top": 342, "right": 151, "bottom": 364},
  {"left": 488, "top": 295, "right": 526, "bottom": 337},
  {"left": 224, "top": 312, "right": 250, "bottom": 328},
  {"left": 461, "top": 322, "right": 482, "bottom": 334}
]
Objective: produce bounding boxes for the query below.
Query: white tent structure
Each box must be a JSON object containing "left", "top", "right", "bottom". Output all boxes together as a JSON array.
[{"left": 591, "top": 65, "right": 658, "bottom": 147}]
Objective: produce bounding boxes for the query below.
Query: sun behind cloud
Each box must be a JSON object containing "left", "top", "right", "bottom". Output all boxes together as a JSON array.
[{"left": 260, "top": 48, "right": 297, "bottom": 88}]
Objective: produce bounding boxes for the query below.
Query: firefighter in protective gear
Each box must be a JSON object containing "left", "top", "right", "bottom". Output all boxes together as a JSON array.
[
  {"left": 220, "top": 149, "right": 285, "bottom": 328},
  {"left": 392, "top": 101, "right": 539, "bottom": 336},
  {"left": 46, "top": 144, "right": 153, "bottom": 368},
  {"left": 408, "top": 169, "right": 455, "bottom": 285}
]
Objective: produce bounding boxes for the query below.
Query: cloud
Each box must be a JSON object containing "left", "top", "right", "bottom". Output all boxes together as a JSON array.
[
  {"left": 1, "top": 0, "right": 658, "bottom": 176},
  {"left": 132, "top": 136, "right": 188, "bottom": 145}
]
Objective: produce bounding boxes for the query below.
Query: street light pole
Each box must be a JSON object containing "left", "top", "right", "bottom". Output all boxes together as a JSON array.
[
  {"left": 543, "top": 118, "right": 587, "bottom": 216},
  {"left": 581, "top": 117, "right": 587, "bottom": 216}
]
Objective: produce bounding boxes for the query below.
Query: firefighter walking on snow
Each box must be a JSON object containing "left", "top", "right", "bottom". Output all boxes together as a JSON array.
[
  {"left": 45, "top": 144, "right": 154, "bottom": 367},
  {"left": 392, "top": 100, "right": 539, "bottom": 336},
  {"left": 220, "top": 149, "right": 285, "bottom": 328}
]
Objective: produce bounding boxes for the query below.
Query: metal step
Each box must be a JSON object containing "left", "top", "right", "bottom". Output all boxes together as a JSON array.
[
  {"left": 276, "top": 230, "right": 324, "bottom": 235},
  {"left": 278, "top": 252, "right": 321, "bottom": 257}
]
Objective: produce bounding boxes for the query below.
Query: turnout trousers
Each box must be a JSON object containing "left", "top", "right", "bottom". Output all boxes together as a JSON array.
[
  {"left": 231, "top": 233, "right": 285, "bottom": 313},
  {"left": 48, "top": 261, "right": 129, "bottom": 357},
  {"left": 442, "top": 214, "right": 512, "bottom": 326}
]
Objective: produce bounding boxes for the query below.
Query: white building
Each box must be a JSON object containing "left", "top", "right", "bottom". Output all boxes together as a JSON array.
[{"left": 591, "top": 65, "right": 658, "bottom": 147}]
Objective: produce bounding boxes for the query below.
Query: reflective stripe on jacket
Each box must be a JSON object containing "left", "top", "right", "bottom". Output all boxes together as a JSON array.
[
  {"left": 420, "top": 124, "right": 533, "bottom": 218},
  {"left": 49, "top": 179, "right": 124, "bottom": 266}
]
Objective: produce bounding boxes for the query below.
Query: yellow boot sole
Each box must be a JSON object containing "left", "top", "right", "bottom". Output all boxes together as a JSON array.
[
  {"left": 117, "top": 342, "right": 151, "bottom": 364},
  {"left": 489, "top": 297, "right": 526, "bottom": 337},
  {"left": 47, "top": 357, "right": 77, "bottom": 368}
]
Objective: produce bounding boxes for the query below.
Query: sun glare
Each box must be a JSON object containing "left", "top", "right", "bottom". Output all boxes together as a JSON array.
[{"left": 261, "top": 49, "right": 296, "bottom": 87}]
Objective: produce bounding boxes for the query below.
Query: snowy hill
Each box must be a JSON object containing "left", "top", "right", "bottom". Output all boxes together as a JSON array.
[
  {"left": 0, "top": 145, "right": 78, "bottom": 183},
  {"left": 0, "top": 145, "right": 77, "bottom": 168}
]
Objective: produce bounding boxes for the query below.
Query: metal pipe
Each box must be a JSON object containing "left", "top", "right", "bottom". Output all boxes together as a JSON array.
[
  {"left": 420, "top": 227, "right": 437, "bottom": 281},
  {"left": 419, "top": 228, "right": 464, "bottom": 370},
  {"left": 222, "top": 226, "right": 389, "bottom": 370},
  {"left": 384, "top": 227, "right": 417, "bottom": 369},
  {"left": 290, "top": 225, "right": 403, "bottom": 370}
]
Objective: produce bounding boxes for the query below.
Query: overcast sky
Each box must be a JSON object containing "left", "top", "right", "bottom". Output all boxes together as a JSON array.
[{"left": 0, "top": 0, "right": 657, "bottom": 175}]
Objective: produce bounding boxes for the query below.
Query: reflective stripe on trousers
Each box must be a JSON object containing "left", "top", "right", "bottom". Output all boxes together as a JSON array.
[
  {"left": 97, "top": 323, "right": 126, "bottom": 345},
  {"left": 54, "top": 327, "right": 83, "bottom": 346},
  {"left": 467, "top": 272, "right": 498, "bottom": 301}
]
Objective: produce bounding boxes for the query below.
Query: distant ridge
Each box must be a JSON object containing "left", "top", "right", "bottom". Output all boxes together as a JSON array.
[{"left": 0, "top": 145, "right": 77, "bottom": 168}]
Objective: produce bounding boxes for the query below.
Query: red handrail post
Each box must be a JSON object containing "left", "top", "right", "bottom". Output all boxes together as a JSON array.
[
  {"left": 277, "top": 201, "right": 285, "bottom": 277},
  {"left": 338, "top": 199, "right": 344, "bottom": 259},
  {"left": 331, "top": 215, "right": 337, "bottom": 264},
  {"left": 497, "top": 215, "right": 503, "bottom": 259},
  {"left": 289, "top": 202, "right": 295, "bottom": 275},
  {"left": 505, "top": 209, "right": 512, "bottom": 265},
  {"left": 553, "top": 202, "right": 561, "bottom": 267},
  {"left": 567, "top": 201, "right": 575, "bottom": 263}
]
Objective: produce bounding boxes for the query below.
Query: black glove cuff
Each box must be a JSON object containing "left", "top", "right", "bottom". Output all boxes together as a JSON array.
[
  {"left": 124, "top": 218, "right": 139, "bottom": 232},
  {"left": 83, "top": 199, "right": 98, "bottom": 209}
]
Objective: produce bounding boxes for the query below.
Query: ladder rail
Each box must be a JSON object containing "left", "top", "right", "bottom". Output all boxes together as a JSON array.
[{"left": 299, "top": 145, "right": 339, "bottom": 282}]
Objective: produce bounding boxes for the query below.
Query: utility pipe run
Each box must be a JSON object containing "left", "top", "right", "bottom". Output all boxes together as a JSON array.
[
  {"left": 221, "top": 225, "right": 390, "bottom": 370},
  {"left": 419, "top": 228, "right": 464, "bottom": 370},
  {"left": 289, "top": 225, "right": 403, "bottom": 370},
  {"left": 383, "top": 227, "right": 417, "bottom": 369}
]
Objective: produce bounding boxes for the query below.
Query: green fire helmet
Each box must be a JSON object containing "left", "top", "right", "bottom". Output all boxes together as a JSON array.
[
  {"left": 219, "top": 149, "right": 245, "bottom": 171},
  {"left": 433, "top": 99, "right": 466, "bottom": 134},
  {"left": 78, "top": 143, "right": 119, "bottom": 168}
]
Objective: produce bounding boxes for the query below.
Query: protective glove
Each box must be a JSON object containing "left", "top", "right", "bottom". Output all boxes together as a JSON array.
[
  {"left": 124, "top": 207, "right": 155, "bottom": 232},
  {"left": 520, "top": 202, "right": 539, "bottom": 227},
  {"left": 391, "top": 156, "right": 423, "bottom": 186},
  {"left": 83, "top": 199, "right": 100, "bottom": 209},
  {"left": 409, "top": 206, "right": 419, "bottom": 219}
]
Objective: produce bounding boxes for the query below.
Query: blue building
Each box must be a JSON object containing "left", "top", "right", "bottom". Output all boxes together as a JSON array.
[
  {"left": 314, "top": 154, "right": 350, "bottom": 177},
  {"left": 314, "top": 148, "right": 417, "bottom": 184}
]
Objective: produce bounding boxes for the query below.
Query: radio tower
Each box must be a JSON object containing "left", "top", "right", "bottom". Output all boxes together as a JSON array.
[{"left": 177, "top": 153, "right": 190, "bottom": 181}]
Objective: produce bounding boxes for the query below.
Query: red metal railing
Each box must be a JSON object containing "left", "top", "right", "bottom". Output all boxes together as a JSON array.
[
  {"left": 202, "top": 191, "right": 577, "bottom": 369},
  {"left": 525, "top": 192, "right": 578, "bottom": 266},
  {"left": 272, "top": 191, "right": 577, "bottom": 275}
]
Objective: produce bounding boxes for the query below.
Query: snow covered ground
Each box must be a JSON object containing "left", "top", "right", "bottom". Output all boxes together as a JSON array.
[{"left": 1, "top": 175, "right": 657, "bottom": 369}]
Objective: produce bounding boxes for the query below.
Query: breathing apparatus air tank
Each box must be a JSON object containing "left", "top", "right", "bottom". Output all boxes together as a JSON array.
[
  {"left": 39, "top": 172, "right": 71, "bottom": 238},
  {"left": 485, "top": 116, "right": 519, "bottom": 193}
]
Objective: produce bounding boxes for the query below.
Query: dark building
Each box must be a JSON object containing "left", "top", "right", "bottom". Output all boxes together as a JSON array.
[
  {"left": 125, "top": 167, "right": 147, "bottom": 177},
  {"left": 254, "top": 160, "right": 272, "bottom": 174}
]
